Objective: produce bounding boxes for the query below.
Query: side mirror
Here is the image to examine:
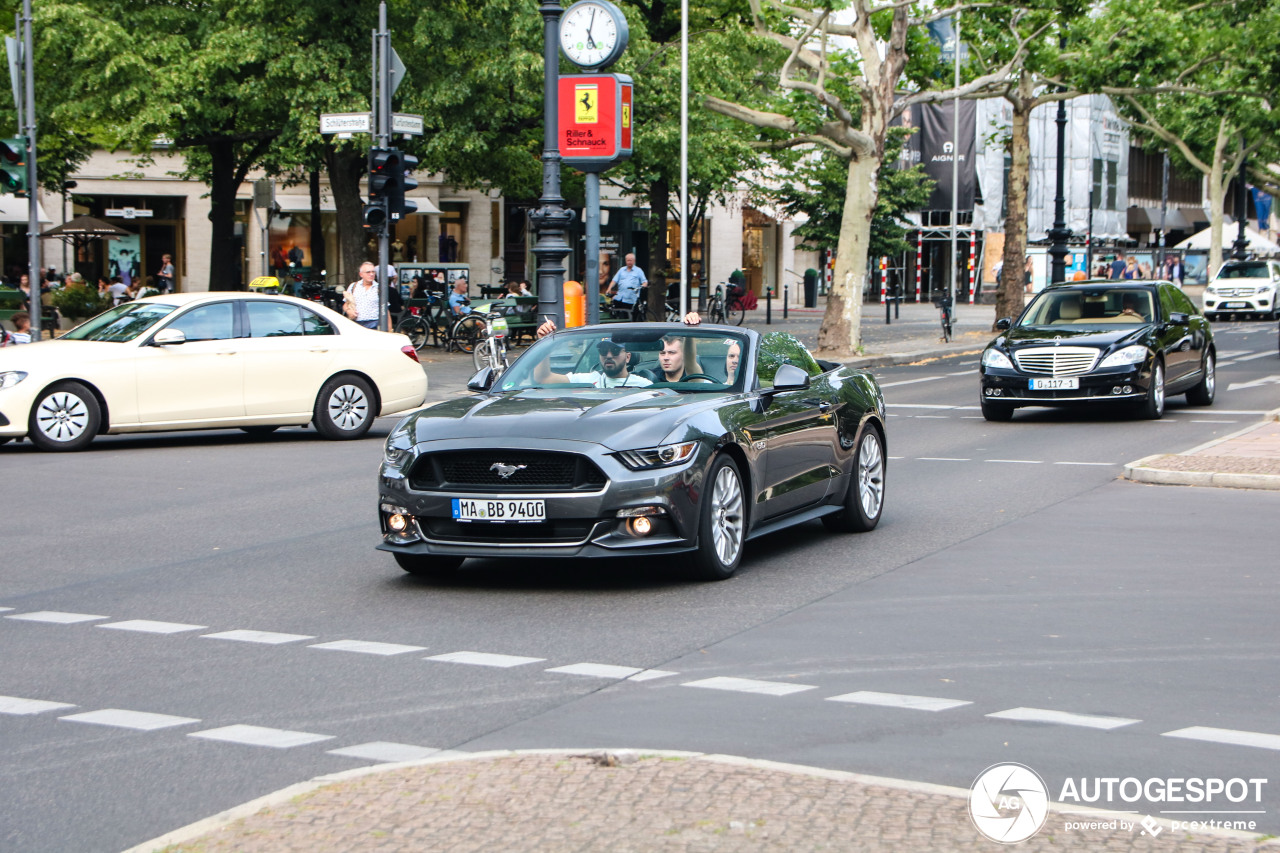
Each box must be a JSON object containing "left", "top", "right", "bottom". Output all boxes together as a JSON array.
[
  {"left": 1168, "top": 312, "right": 1189, "bottom": 326},
  {"left": 996, "top": 317, "right": 1012, "bottom": 331},
  {"left": 467, "top": 367, "right": 494, "bottom": 392},
  {"left": 152, "top": 329, "right": 186, "bottom": 346},
  {"left": 772, "top": 363, "right": 811, "bottom": 391}
]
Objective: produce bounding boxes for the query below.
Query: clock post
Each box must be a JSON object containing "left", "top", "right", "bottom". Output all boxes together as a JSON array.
[{"left": 530, "top": 0, "right": 574, "bottom": 333}]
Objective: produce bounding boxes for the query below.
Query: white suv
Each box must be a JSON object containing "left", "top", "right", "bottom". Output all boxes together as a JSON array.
[{"left": 1204, "top": 260, "right": 1280, "bottom": 321}]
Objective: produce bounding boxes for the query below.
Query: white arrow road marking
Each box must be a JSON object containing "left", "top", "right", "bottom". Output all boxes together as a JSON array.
[{"left": 1227, "top": 375, "right": 1280, "bottom": 392}]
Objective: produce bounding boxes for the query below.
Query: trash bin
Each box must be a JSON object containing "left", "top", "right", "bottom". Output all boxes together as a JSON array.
[{"left": 803, "top": 268, "right": 819, "bottom": 307}]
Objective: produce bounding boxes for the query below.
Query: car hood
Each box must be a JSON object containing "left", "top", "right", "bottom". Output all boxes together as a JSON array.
[
  {"left": 995, "top": 325, "right": 1146, "bottom": 350},
  {"left": 0, "top": 338, "right": 142, "bottom": 369},
  {"left": 396, "top": 388, "right": 723, "bottom": 451}
]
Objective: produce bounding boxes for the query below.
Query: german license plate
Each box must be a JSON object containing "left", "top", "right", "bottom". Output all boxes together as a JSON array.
[
  {"left": 1030, "top": 377, "right": 1080, "bottom": 390},
  {"left": 451, "top": 498, "right": 545, "bottom": 523},
  {"left": 1221, "top": 302, "right": 1249, "bottom": 309}
]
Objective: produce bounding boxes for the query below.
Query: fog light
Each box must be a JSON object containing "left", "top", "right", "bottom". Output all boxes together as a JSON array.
[
  {"left": 991, "top": 387, "right": 1002, "bottom": 397},
  {"left": 628, "top": 516, "right": 654, "bottom": 536},
  {"left": 1123, "top": 385, "right": 1132, "bottom": 393},
  {"left": 1111, "top": 386, "right": 1121, "bottom": 395},
  {"left": 388, "top": 513, "right": 409, "bottom": 533}
]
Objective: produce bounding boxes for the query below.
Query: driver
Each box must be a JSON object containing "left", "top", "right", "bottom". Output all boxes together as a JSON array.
[
  {"left": 534, "top": 336, "right": 652, "bottom": 388},
  {"left": 1119, "top": 293, "right": 1146, "bottom": 319}
]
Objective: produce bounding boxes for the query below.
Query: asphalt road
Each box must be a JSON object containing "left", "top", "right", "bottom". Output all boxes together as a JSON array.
[{"left": 1, "top": 320, "right": 1278, "bottom": 852}]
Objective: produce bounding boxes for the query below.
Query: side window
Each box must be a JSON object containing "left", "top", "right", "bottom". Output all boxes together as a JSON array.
[
  {"left": 1157, "top": 285, "right": 1177, "bottom": 320},
  {"left": 755, "top": 331, "right": 822, "bottom": 385},
  {"left": 1171, "top": 287, "right": 1197, "bottom": 316},
  {"left": 166, "top": 302, "right": 235, "bottom": 342},
  {"left": 247, "top": 302, "right": 304, "bottom": 337},
  {"left": 301, "top": 308, "right": 336, "bottom": 336}
]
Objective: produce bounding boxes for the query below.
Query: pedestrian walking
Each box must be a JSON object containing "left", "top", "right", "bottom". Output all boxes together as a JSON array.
[
  {"left": 1110, "top": 252, "right": 1127, "bottom": 279},
  {"left": 344, "top": 262, "right": 388, "bottom": 329},
  {"left": 155, "top": 254, "right": 175, "bottom": 293},
  {"left": 608, "top": 252, "right": 647, "bottom": 318}
]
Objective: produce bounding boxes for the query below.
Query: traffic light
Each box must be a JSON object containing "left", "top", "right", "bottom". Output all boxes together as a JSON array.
[
  {"left": 0, "top": 137, "right": 28, "bottom": 197},
  {"left": 368, "top": 147, "right": 418, "bottom": 221},
  {"left": 363, "top": 199, "right": 388, "bottom": 232}
]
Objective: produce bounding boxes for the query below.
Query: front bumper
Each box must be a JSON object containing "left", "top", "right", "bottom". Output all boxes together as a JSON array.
[
  {"left": 377, "top": 437, "right": 707, "bottom": 559},
  {"left": 980, "top": 363, "right": 1151, "bottom": 406},
  {"left": 1204, "top": 292, "right": 1275, "bottom": 315}
]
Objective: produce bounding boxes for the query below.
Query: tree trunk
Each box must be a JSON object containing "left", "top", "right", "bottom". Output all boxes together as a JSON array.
[
  {"left": 309, "top": 170, "right": 326, "bottom": 275},
  {"left": 816, "top": 155, "right": 877, "bottom": 356},
  {"left": 326, "top": 144, "right": 366, "bottom": 287},
  {"left": 997, "top": 85, "right": 1033, "bottom": 325},
  {"left": 207, "top": 140, "right": 243, "bottom": 291},
  {"left": 1206, "top": 122, "right": 1231, "bottom": 278},
  {"left": 647, "top": 178, "right": 669, "bottom": 321}
]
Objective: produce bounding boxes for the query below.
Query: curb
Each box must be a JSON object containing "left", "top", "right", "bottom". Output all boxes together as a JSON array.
[
  {"left": 1124, "top": 408, "right": 1280, "bottom": 490},
  {"left": 120, "top": 748, "right": 1277, "bottom": 852}
]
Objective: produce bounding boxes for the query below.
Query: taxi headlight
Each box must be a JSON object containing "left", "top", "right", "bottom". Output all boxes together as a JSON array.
[
  {"left": 981, "top": 349, "right": 1013, "bottom": 370},
  {"left": 1099, "top": 345, "right": 1148, "bottom": 369},
  {"left": 617, "top": 441, "right": 698, "bottom": 470},
  {"left": 0, "top": 371, "right": 27, "bottom": 390}
]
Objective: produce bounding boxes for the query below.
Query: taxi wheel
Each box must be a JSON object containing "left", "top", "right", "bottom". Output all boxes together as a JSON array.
[
  {"left": 823, "top": 426, "right": 885, "bottom": 533},
  {"left": 314, "top": 375, "right": 375, "bottom": 440},
  {"left": 28, "top": 381, "right": 100, "bottom": 452},
  {"left": 687, "top": 455, "right": 745, "bottom": 581},
  {"left": 394, "top": 552, "right": 465, "bottom": 577}
]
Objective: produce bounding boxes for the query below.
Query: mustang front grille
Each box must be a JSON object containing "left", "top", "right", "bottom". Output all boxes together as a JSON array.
[
  {"left": 1013, "top": 346, "right": 1100, "bottom": 376},
  {"left": 409, "top": 450, "right": 608, "bottom": 493}
]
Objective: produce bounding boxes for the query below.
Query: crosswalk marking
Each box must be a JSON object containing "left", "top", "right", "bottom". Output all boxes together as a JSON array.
[
  {"left": 189, "top": 725, "right": 333, "bottom": 749},
  {"left": 0, "top": 695, "right": 75, "bottom": 715},
  {"left": 60, "top": 709, "right": 200, "bottom": 731},
  {"left": 202, "top": 629, "right": 315, "bottom": 645},
  {"left": 628, "top": 669, "right": 679, "bottom": 681},
  {"left": 1163, "top": 726, "right": 1280, "bottom": 751},
  {"left": 98, "top": 620, "right": 208, "bottom": 634},
  {"left": 547, "top": 663, "right": 643, "bottom": 679},
  {"left": 327, "top": 742, "right": 442, "bottom": 763},
  {"left": 682, "top": 676, "right": 816, "bottom": 697},
  {"left": 0, "top": 607, "right": 12, "bottom": 612},
  {"left": 5, "top": 611, "right": 106, "bottom": 624},
  {"left": 426, "top": 651, "right": 546, "bottom": 668},
  {"left": 309, "top": 640, "right": 427, "bottom": 656},
  {"left": 827, "top": 691, "right": 972, "bottom": 712},
  {"left": 987, "top": 707, "right": 1140, "bottom": 730}
]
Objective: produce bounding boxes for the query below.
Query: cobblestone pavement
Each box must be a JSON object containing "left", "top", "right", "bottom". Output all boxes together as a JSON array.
[{"left": 144, "top": 752, "right": 1278, "bottom": 853}]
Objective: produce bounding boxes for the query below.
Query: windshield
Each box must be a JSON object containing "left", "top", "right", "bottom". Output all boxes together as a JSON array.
[
  {"left": 61, "top": 302, "right": 178, "bottom": 342},
  {"left": 1020, "top": 288, "right": 1155, "bottom": 328},
  {"left": 497, "top": 328, "right": 748, "bottom": 393},
  {"left": 1216, "top": 262, "right": 1270, "bottom": 279}
]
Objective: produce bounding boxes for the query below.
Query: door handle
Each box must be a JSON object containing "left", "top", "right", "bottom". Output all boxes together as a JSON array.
[
  {"left": 803, "top": 398, "right": 833, "bottom": 413},
  {"left": 215, "top": 350, "right": 237, "bottom": 356},
  {"left": 309, "top": 347, "right": 329, "bottom": 353}
]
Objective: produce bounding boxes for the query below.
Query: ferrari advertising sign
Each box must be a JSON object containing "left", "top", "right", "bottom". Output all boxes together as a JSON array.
[{"left": 557, "top": 73, "right": 633, "bottom": 172}]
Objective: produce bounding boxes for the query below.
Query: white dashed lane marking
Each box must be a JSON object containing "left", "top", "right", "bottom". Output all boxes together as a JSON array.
[
  {"left": 987, "top": 707, "right": 1140, "bottom": 730},
  {"left": 918, "top": 457, "right": 970, "bottom": 462},
  {"left": 98, "top": 620, "right": 208, "bottom": 634},
  {"left": 547, "top": 663, "right": 642, "bottom": 679},
  {"left": 0, "top": 607, "right": 12, "bottom": 612},
  {"left": 1163, "top": 726, "right": 1280, "bottom": 751},
  {"left": 682, "top": 677, "right": 817, "bottom": 697},
  {"left": 879, "top": 376, "right": 946, "bottom": 388},
  {"left": 60, "top": 709, "right": 200, "bottom": 731},
  {"left": 827, "top": 691, "right": 972, "bottom": 712},
  {"left": 189, "top": 724, "right": 334, "bottom": 749},
  {"left": 309, "top": 640, "right": 427, "bottom": 656},
  {"left": 1054, "top": 461, "right": 1118, "bottom": 466},
  {"left": 985, "top": 459, "right": 1042, "bottom": 464},
  {"left": 5, "top": 611, "right": 106, "bottom": 624},
  {"left": 0, "top": 695, "right": 75, "bottom": 715},
  {"left": 426, "top": 651, "right": 546, "bottom": 668},
  {"left": 327, "top": 742, "right": 443, "bottom": 763},
  {"left": 202, "top": 629, "right": 316, "bottom": 645}
]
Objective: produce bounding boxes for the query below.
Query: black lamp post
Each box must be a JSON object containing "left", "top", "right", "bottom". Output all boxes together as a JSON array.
[
  {"left": 1046, "top": 40, "right": 1071, "bottom": 284},
  {"left": 529, "top": 0, "right": 573, "bottom": 331},
  {"left": 1232, "top": 144, "right": 1249, "bottom": 260}
]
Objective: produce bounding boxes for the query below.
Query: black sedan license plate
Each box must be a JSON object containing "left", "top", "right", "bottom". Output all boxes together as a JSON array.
[
  {"left": 1029, "top": 377, "right": 1079, "bottom": 390},
  {"left": 451, "top": 498, "right": 546, "bottom": 523}
]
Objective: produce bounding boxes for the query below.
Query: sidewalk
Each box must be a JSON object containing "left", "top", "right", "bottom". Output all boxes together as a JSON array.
[
  {"left": 135, "top": 749, "right": 1278, "bottom": 852},
  {"left": 1126, "top": 411, "right": 1280, "bottom": 490}
]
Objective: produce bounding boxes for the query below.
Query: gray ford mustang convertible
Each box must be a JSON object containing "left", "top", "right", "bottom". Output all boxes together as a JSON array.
[{"left": 377, "top": 323, "right": 887, "bottom": 580}]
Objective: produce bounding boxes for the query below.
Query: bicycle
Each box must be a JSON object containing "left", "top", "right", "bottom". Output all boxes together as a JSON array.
[
  {"left": 468, "top": 309, "right": 511, "bottom": 374},
  {"left": 395, "top": 291, "right": 448, "bottom": 350},
  {"left": 707, "top": 283, "right": 746, "bottom": 326},
  {"left": 933, "top": 290, "right": 954, "bottom": 343}
]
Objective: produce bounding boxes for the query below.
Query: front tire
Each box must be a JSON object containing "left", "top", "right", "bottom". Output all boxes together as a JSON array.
[
  {"left": 451, "top": 315, "right": 484, "bottom": 353},
  {"left": 472, "top": 338, "right": 507, "bottom": 373},
  {"left": 394, "top": 552, "right": 465, "bottom": 577},
  {"left": 1136, "top": 360, "right": 1165, "bottom": 420},
  {"left": 314, "top": 375, "right": 375, "bottom": 439},
  {"left": 823, "top": 426, "right": 885, "bottom": 533},
  {"left": 1186, "top": 351, "right": 1216, "bottom": 406},
  {"left": 28, "top": 381, "right": 100, "bottom": 452},
  {"left": 687, "top": 455, "right": 746, "bottom": 581}
]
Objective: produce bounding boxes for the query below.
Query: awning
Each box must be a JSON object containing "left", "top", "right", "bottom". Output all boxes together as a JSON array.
[
  {"left": 0, "top": 196, "right": 52, "bottom": 224},
  {"left": 240, "top": 194, "right": 442, "bottom": 215}
]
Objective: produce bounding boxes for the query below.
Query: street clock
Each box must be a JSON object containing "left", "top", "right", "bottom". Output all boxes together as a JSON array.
[{"left": 559, "top": 0, "right": 629, "bottom": 70}]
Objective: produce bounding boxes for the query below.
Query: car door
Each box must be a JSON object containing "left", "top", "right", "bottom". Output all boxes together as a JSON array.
[
  {"left": 237, "top": 301, "right": 337, "bottom": 417},
  {"left": 754, "top": 369, "right": 840, "bottom": 520},
  {"left": 1156, "top": 284, "right": 1195, "bottom": 385},
  {"left": 133, "top": 300, "right": 244, "bottom": 424}
]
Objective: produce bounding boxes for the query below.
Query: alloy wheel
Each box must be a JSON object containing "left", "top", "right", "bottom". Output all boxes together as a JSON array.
[
  {"left": 857, "top": 432, "right": 884, "bottom": 520},
  {"left": 327, "top": 384, "right": 369, "bottom": 431},
  {"left": 710, "top": 464, "right": 745, "bottom": 566},
  {"left": 37, "top": 391, "right": 90, "bottom": 443}
]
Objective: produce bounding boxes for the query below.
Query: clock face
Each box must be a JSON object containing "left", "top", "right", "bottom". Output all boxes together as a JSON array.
[{"left": 559, "top": 1, "right": 627, "bottom": 69}]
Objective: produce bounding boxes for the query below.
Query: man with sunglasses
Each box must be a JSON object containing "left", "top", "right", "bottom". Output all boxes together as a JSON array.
[{"left": 534, "top": 336, "right": 652, "bottom": 388}]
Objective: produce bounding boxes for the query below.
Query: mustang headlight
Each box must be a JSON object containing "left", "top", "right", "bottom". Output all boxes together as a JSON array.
[
  {"left": 617, "top": 441, "right": 698, "bottom": 470},
  {"left": 0, "top": 371, "right": 28, "bottom": 390},
  {"left": 1099, "top": 345, "right": 1148, "bottom": 369},
  {"left": 382, "top": 432, "right": 414, "bottom": 469},
  {"left": 981, "top": 349, "right": 1013, "bottom": 370}
]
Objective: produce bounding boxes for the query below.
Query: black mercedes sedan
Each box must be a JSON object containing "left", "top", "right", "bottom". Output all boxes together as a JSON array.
[
  {"left": 979, "top": 280, "right": 1215, "bottom": 421},
  {"left": 378, "top": 324, "right": 887, "bottom": 580}
]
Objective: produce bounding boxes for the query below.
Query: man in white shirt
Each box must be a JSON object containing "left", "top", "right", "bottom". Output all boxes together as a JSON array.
[{"left": 535, "top": 336, "right": 652, "bottom": 388}]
